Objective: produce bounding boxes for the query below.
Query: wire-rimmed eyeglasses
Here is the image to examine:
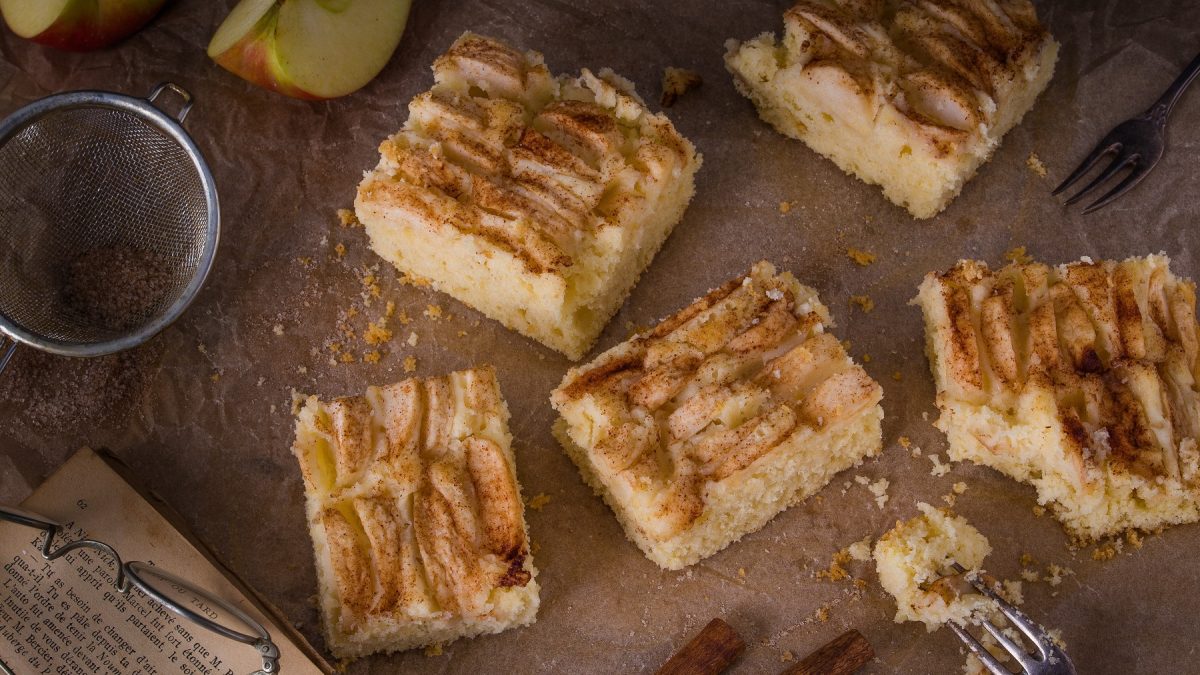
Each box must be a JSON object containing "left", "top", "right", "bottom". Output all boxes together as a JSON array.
[{"left": 0, "top": 505, "right": 280, "bottom": 675}]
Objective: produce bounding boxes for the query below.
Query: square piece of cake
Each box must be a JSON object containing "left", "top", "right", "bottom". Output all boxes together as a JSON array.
[
  {"left": 356, "top": 32, "right": 702, "bottom": 360},
  {"left": 551, "top": 261, "right": 883, "bottom": 569},
  {"left": 874, "top": 503, "right": 992, "bottom": 630},
  {"left": 916, "top": 255, "right": 1200, "bottom": 541},
  {"left": 292, "top": 367, "right": 538, "bottom": 658},
  {"left": 725, "top": 0, "right": 1058, "bottom": 218}
]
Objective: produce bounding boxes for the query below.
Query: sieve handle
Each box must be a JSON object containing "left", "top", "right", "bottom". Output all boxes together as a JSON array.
[
  {"left": 147, "top": 82, "right": 193, "bottom": 124},
  {"left": 0, "top": 338, "right": 15, "bottom": 376}
]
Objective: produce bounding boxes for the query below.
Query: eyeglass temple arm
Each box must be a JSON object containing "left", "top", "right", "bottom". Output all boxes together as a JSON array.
[{"left": 35, "top": 524, "right": 130, "bottom": 592}]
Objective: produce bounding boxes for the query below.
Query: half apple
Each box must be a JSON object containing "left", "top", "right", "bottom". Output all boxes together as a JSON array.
[
  {"left": 208, "top": 0, "right": 411, "bottom": 100},
  {"left": 0, "top": 0, "right": 166, "bottom": 51}
]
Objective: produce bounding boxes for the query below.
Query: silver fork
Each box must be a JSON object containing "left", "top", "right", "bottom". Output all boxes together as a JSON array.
[
  {"left": 1053, "top": 51, "right": 1200, "bottom": 213},
  {"left": 944, "top": 563, "right": 1076, "bottom": 675}
]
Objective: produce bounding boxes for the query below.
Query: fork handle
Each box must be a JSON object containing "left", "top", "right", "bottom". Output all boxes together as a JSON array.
[{"left": 1149, "top": 51, "right": 1200, "bottom": 124}]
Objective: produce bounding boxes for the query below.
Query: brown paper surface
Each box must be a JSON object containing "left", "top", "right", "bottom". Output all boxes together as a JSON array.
[
  {"left": 1, "top": 1, "right": 1198, "bottom": 673},
  {"left": 0, "top": 448, "right": 323, "bottom": 675}
]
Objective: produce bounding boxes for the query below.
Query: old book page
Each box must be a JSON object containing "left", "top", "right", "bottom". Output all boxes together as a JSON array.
[{"left": 0, "top": 448, "right": 327, "bottom": 675}]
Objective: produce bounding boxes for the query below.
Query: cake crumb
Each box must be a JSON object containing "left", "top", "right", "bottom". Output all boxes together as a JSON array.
[
  {"left": 1004, "top": 245, "right": 1034, "bottom": 265},
  {"left": 898, "top": 436, "right": 911, "bottom": 449},
  {"left": 928, "top": 454, "right": 952, "bottom": 477},
  {"left": 1044, "top": 564, "right": 1072, "bottom": 586},
  {"left": 1020, "top": 569, "right": 1040, "bottom": 582},
  {"left": 1019, "top": 553, "right": 1035, "bottom": 567},
  {"left": 337, "top": 208, "right": 360, "bottom": 228},
  {"left": 1125, "top": 530, "right": 1143, "bottom": 549},
  {"left": 1092, "top": 543, "right": 1118, "bottom": 561},
  {"left": 862, "top": 353, "right": 872, "bottom": 363},
  {"left": 272, "top": 323, "right": 284, "bottom": 336},
  {"left": 780, "top": 651, "right": 794, "bottom": 663},
  {"left": 816, "top": 549, "right": 852, "bottom": 582},
  {"left": 868, "top": 478, "right": 890, "bottom": 509},
  {"left": 1001, "top": 580, "right": 1024, "bottom": 606},
  {"left": 364, "top": 319, "right": 393, "bottom": 346},
  {"left": 256, "top": 377, "right": 265, "bottom": 387},
  {"left": 363, "top": 350, "right": 382, "bottom": 364},
  {"left": 403, "top": 355, "right": 418, "bottom": 373},
  {"left": 424, "top": 304, "right": 444, "bottom": 320},
  {"left": 1032, "top": 505, "right": 1046, "bottom": 518},
  {"left": 210, "top": 372, "right": 220, "bottom": 383},
  {"left": 737, "top": 567, "right": 747, "bottom": 578},
  {"left": 891, "top": 371, "right": 903, "bottom": 381},
  {"left": 814, "top": 606, "right": 830, "bottom": 623},
  {"left": 334, "top": 242, "right": 346, "bottom": 259},
  {"left": 385, "top": 300, "right": 396, "bottom": 317},
  {"left": 423, "top": 644, "right": 443, "bottom": 657},
  {"left": 779, "top": 201, "right": 793, "bottom": 214},
  {"left": 952, "top": 482, "right": 968, "bottom": 494},
  {"left": 849, "top": 294, "right": 874, "bottom": 313},
  {"left": 846, "top": 247, "right": 877, "bottom": 266},
  {"left": 360, "top": 271, "right": 382, "bottom": 299},
  {"left": 846, "top": 536, "right": 873, "bottom": 562},
  {"left": 527, "top": 493, "right": 552, "bottom": 511},
  {"left": 407, "top": 331, "right": 419, "bottom": 347},
  {"left": 660, "top": 67, "right": 702, "bottom": 107},
  {"left": 1026, "top": 152, "right": 1047, "bottom": 178}
]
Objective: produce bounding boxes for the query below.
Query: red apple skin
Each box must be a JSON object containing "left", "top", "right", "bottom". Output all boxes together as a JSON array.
[
  {"left": 211, "top": 13, "right": 325, "bottom": 101},
  {"left": 25, "top": 0, "right": 168, "bottom": 51}
]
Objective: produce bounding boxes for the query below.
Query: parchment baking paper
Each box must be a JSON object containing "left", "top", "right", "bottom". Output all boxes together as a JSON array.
[{"left": 2, "top": 1, "right": 1198, "bottom": 672}]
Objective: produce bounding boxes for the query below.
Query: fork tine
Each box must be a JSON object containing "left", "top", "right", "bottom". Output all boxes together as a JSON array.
[
  {"left": 1082, "top": 164, "right": 1153, "bottom": 214},
  {"left": 948, "top": 622, "right": 1014, "bottom": 675},
  {"left": 959, "top": 571, "right": 1049, "bottom": 658},
  {"left": 976, "top": 617, "right": 1039, "bottom": 672},
  {"left": 1052, "top": 139, "right": 1120, "bottom": 196},
  {"left": 1063, "top": 153, "right": 1137, "bottom": 205}
]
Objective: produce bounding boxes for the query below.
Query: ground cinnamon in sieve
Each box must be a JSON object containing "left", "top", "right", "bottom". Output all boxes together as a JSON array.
[{"left": 62, "top": 246, "right": 174, "bottom": 332}]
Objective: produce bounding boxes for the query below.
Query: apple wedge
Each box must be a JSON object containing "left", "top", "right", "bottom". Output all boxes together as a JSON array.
[
  {"left": 208, "top": 0, "right": 411, "bottom": 100},
  {"left": 0, "top": 0, "right": 166, "bottom": 51}
]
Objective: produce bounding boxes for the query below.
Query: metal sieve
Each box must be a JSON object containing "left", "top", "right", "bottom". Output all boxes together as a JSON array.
[{"left": 0, "top": 82, "right": 219, "bottom": 373}]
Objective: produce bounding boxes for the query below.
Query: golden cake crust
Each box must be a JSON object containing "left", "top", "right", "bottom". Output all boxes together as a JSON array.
[
  {"left": 553, "top": 261, "right": 884, "bottom": 567},
  {"left": 356, "top": 33, "right": 701, "bottom": 359},
  {"left": 725, "top": 0, "right": 1058, "bottom": 217},
  {"left": 916, "top": 255, "right": 1200, "bottom": 540},
  {"left": 293, "top": 367, "right": 538, "bottom": 657}
]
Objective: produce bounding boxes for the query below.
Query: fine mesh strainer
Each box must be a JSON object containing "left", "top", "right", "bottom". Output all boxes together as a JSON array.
[{"left": 0, "top": 82, "right": 219, "bottom": 373}]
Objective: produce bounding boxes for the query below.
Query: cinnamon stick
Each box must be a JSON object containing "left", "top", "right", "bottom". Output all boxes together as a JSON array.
[
  {"left": 781, "top": 629, "right": 874, "bottom": 675},
  {"left": 656, "top": 618, "right": 746, "bottom": 675}
]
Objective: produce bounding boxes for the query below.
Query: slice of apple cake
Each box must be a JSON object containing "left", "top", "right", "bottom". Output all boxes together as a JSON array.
[
  {"left": 725, "top": 0, "right": 1058, "bottom": 218},
  {"left": 551, "top": 261, "right": 884, "bottom": 569},
  {"left": 292, "top": 367, "right": 538, "bottom": 658},
  {"left": 916, "top": 255, "right": 1200, "bottom": 541},
  {"left": 356, "top": 32, "right": 702, "bottom": 360}
]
